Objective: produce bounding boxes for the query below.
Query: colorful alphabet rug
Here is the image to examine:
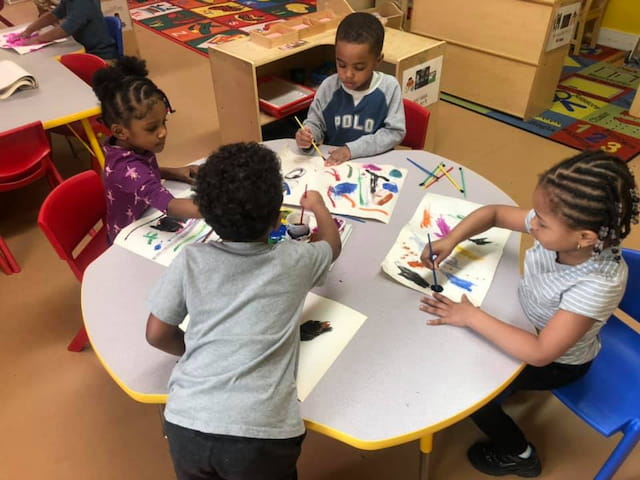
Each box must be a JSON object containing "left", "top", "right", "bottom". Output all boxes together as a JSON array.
[
  {"left": 441, "top": 45, "right": 640, "bottom": 162},
  {"left": 127, "top": 0, "right": 317, "bottom": 55}
]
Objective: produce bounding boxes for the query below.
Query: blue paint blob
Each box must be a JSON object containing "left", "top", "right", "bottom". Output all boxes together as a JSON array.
[
  {"left": 444, "top": 272, "right": 474, "bottom": 291},
  {"left": 154, "top": 243, "right": 162, "bottom": 251},
  {"left": 283, "top": 182, "right": 291, "bottom": 195},
  {"left": 333, "top": 182, "right": 358, "bottom": 196},
  {"left": 389, "top": 169, "right": 402, "bottom": 178},
  {"left": 382, "top": 182, "right": 398, "bottom": 193}
]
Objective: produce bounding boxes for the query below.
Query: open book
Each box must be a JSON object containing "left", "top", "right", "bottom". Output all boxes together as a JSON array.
[{"left": 0, "top": 60, "right": 37, "bottom": 99}]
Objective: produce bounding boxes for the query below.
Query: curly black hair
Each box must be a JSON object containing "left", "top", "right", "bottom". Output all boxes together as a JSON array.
[
  {"left": 194, "top": 142, "right": 283, "bottom": 242},
  {"left": 92, "top": 56, "right": 173, "bottom": 128},
  {"left": 539, "top": 150, "right": 639, "bottom": 257},
  {"left": 336, "top": 12, "right": 385, "bottom": 57}
]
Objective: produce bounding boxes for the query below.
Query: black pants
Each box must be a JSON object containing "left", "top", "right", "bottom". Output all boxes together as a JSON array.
[
  {"left": 470, "top": 361, "right": 591, "bottom": 454},
  {"left": 164, "top": 421, "right": 305, "bottom": 480}
]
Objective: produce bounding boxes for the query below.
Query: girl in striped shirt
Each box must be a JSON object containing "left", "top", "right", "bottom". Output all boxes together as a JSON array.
[{"left": 419, "top": 151, "right": 639, "bottom": 477}]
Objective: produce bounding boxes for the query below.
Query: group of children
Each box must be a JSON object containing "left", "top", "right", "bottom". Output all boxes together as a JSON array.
[{"left": 70, "top": 10, "right": 640, "bottom": 480}]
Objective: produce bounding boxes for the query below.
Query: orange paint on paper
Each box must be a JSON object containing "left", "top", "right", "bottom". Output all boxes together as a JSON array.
[
  {"left": 359, "top": 207, "right": 389, "bottom": 216},
  {"left": 420, "top": 209, "right": 432, "bottom": 228},
  {"left": 376, "top": 192, "right": 393, "bottom": 206},
  {"left": 341, "top": 194, "right": 356, "bottom": 207},
  {"left": 407, "top": 260, "right": 425, "bottom": 268},
  {"left": 455, "top": 245, "right": 481, "bottom": 260}
]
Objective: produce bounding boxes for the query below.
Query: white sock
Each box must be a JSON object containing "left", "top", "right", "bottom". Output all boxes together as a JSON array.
[{"left": 517, "top": 444, "right": 532, "bottom": 459}]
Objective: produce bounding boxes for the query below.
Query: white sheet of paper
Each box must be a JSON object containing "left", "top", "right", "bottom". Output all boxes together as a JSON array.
[
  {"left": 180, "top": 293, "right": 367, "bottom": 402},
  {"left": 279, "top": 145, "right": 407, "bottom": 223},
  {"left": 381, "top": 193, "right": 511, "bottom": 305},
  {"left": 0, "top": 28, "right": 68, "bottom": 55}
]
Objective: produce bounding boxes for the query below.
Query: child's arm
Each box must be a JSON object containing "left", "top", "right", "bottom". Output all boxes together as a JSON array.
[
  {"left": 160, "top": 165, "right": 199, "bottom": 185},
  {"left": 421, "top": 205, "right": 529, "bottom": 269},
  {"left": 20, "top": 12, "right": 59, "bottom": 38},
  {"left": 167, "top": 198, "right": 201, "bottom": 219},
  {"left": 296, "top": 78, "right": 334, "bottom": 151},
  {"left": 146, "top": 313, "right": 185, "bottom": 356},
  {"left": 420, "top": 293, "right": 596, "bottom": 366},
  {"left": 301, "top": 190, "right": 341, "bottom": 261},
  {"left": 342, "top": 76, "right": 406, "bottom": 160}
]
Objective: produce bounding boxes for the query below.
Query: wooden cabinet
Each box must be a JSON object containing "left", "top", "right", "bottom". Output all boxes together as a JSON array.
[
  {"left": 208, "top": 24, "right": 445, "bottom": 150},
  {"left": 410, "top": 0, "right": 581, "bottom": 120}
]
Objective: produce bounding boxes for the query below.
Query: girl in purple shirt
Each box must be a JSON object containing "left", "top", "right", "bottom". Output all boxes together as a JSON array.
[{"left": 92, "top": 56, "right": 200, "bottom": 244}]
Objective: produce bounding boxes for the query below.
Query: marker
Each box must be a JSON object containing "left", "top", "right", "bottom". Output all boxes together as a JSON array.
[
  {"left": 422, "top": 166, "right": 453, "bottom": 189},
  {"left": 437, "top": 163, "right": 465, "bottom": 194},
  {"left": 294, "top": 116, "right": 326, "bottom": 161},
  {"left": 406, "top": 157, "right": 438, "bottom": 184},
  {"left": 427, "top": 233, "right": 443, "bottom": 292},
  {"left": 459, "top": 167, "right": 467, "bottom": 198}
]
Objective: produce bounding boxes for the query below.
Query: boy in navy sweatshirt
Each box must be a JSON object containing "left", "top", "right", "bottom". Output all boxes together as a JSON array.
[{"left": 295, "top": 12, "right": 406, "bottom": 165}]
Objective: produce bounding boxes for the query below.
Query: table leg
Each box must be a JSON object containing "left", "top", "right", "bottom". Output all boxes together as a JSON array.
[
  {"left": 419, "top": 434, "right": 433, "bottom": 480},
  {"left": 630, "top": 90, "right": 640, "bottom": 118},
  {"left": 80, "top": 117, "right": 106, "bottom": 169}
]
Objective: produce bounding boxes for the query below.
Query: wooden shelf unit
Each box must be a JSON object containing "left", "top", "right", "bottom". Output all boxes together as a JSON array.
[
  {"left": 410, "top": 0, "right": 581, "bottom": 120},
  {"left": 208, "top": 27, "right": 445, "bottom": 151}
]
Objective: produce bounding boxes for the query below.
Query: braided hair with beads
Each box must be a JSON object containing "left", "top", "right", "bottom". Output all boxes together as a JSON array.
[
  {"left": 91, "top": 56, "right": 174, "bottom": 130},
  {"left": 538, "top": 150, "right": 639, "bottom": 261}
]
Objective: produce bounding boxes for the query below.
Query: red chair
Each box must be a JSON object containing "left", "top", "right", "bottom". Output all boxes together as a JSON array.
[
  {"left": 0, "top": 121, "right": 62, "bottom": 275},
  {"left": 401, "top": 98, "right": 431, "bottom": 150},
  {"left": 0, "top": 236, "right": 20, "bottom": 274},
  {"left": 50, "top": 53, "right": 110, "bottom": 171},
  {"left": 0, "top": 0, "right": 14, "bottom": 28},
  {"left": 38, "top": 170, "right": 108, "bottom": 352}
]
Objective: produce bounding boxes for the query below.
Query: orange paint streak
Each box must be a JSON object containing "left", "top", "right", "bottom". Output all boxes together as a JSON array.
[
  {"left": 359, "top": 207, "right": 389, "bottom": 216},
  {"left": 376, "top": 192, "right": 393, "bottom": 206},
  {"left": 341, "top": 194, "right": 356, "bottom": 207},
  {"left": 407, "top": 260, "right": 425, "bottom": 268},
  {"left": 420, "top": 209, "right": 432, "bottom": 228}
]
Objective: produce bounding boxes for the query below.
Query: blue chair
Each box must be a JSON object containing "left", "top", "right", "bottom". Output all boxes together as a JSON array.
[
  {"left": 104, "top": 15, "right": 124, "bottom": 57},
  {"left": 553, "top": 248, "right": 640, "bottom": 480}
]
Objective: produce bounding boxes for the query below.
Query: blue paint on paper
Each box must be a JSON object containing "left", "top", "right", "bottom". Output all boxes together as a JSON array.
[
  {"left": 444, "top": 272, "right": 474, "bottom": 291},
  {"left": 382, "top": 182, "right": 398, "bottom": 193},
  {"left": 283, "top": 182, "right": 291, "bottom": 195},
  {"left": 389, "top": 169, "right": 402, "bottom": 178},
  {"left": 154, "top": 243, "right": 162, "bottom": 251},
  {"left": 333, "top": 182, "right": 358, "bottom": 195}
]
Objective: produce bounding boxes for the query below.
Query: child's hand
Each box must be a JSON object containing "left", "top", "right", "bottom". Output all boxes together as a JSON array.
[
  {"left": 184, "top": 165, "right": 199, "bottom": 184},
  {"left": 295, "top": 127, "right": 313, "bottom": 149},
  {"left": 325, "top": 146, "right": 351, "bottom": 166},
  {"left": 299, "top": 190, "right": 326, "bottom": 213},
  {"left": 420, "top": 238, "right": 455, "bottom": 269},
  {"left": 419, "top": 293, "right": 478, "bottom": 327}
]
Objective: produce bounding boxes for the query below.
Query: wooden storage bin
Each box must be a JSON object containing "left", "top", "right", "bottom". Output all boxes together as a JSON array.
[
  {"left": 306, "top": 9, "right": 342, "bottom": 30},
  {"left": 286, "top": 16, "right": 327, "bottom": 39},
  {"left": 363, "top": 1, "right": 403, "bottom": 29},
  {"left": 250, "top": 24, "right": 299, "bottom": 48}
]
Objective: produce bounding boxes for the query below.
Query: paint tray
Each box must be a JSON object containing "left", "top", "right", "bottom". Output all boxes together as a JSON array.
[{"left": 257, "top": 76, "right": 315, "bottom": 119}]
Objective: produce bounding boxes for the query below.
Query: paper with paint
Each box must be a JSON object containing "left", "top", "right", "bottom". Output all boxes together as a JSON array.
[
  {"left": 114, "top": 214, "right": 217, "bottom": 266},
  {"left": 279, "top": 145, "right": 407, "bottom": 224},
  {"left": 180, "top": 292, "right": 367, "bottom": 402},
  {"left": 0, "top": 28, "right": 69, "bottom": 54},
  {"left": 381, "top": 193, "right": 511, "bottom": 305}
]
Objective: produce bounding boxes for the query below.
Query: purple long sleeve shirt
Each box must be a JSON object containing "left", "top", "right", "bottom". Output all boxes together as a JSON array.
[{"left": 103, "top": 137, "right": 173, "bottom": 244}]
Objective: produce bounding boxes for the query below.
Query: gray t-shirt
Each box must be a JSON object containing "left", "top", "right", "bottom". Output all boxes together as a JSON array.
[
  {"left": 518, "top": 210, "right": 628, "bottom": 364},
  {"left": 148, "top": 239, "right": 333, "bottom": 439}
]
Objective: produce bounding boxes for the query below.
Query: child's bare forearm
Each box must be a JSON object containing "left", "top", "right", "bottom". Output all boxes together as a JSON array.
[
  {"left": 32, "top": 25, "right": 67, "bottom": 43},
  {"left": 24, "top": 12, "right": 57, "bottom": 35},
  {"left": 312, "top": 205, "right": 341, "bottom": 261},
  {"left": 146, "top": 314, "right": 185, "bottom": 356},
  {"left": 167, "top": 198, "right": 201, "bottom": 219}
]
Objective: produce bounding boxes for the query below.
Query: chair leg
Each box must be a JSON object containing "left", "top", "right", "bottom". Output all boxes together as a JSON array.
[
  {"left": 45, "top": 160, "right": 64, "bottom": 188},
  {"left": 0, "top": 15, "right": 13, "bottom": 27},
  {"left": 0, "top": 237, "right": 20, "bottom": 274},
  {"left": 67, "top": 326, "right": 89, "bottom": 352},
  {"left": 594, "top": 420, "right": 640, "bottom": 480}
]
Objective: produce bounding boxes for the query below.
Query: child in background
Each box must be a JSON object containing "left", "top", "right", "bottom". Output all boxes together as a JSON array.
[
  {"left": 19, "top": 0, "right": 117, "bottom": 60},
  {"left": 419, "top": 151, "right": 639, "bottom": 477},
  {"left": 92, "top": 56, "right": 200, "bottom": 244},
  {"left": 295, "top": 12, "right": 405, "bottom": 165},
  {"left": 146, "top": 142, "right": 341, "bottom": 480}
]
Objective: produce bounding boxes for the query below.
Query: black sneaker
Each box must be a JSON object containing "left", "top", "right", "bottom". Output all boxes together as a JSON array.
[{"left": 467, "top": 441, "right": 542, "bottom": 477}]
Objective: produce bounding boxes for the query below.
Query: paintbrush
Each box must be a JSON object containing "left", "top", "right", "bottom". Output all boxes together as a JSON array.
[
  {"left": 427, "top": 233, "right": 443, "bottom": 292},
  {"left": 294, "top": 116, "right": 326, "bottom": 161}
]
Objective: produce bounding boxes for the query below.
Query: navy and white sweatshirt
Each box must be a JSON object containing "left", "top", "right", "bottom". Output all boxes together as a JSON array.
[{"left": 303, "top": 72, "right": 406, "bottom": 159}]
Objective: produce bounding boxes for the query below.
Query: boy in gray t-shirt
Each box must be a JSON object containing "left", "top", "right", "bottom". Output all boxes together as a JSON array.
[{"left": 146, "top": 142, "right": 340, "bottom": 480}]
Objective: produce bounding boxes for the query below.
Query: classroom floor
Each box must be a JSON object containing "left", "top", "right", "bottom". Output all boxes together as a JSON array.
[{"left": 1, "top": 3, "right": 639, "bottom": 479}]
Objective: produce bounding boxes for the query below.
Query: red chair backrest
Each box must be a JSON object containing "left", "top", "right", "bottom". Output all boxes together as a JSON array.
[
  {"left": 401, "top": 98, "right": 431, "bottom": 150},
  {"left": 0, "top": 121, "right": 51, "bottom": 184},
  {"left": 38, "top": 171, "right": 107, "bottom": 280},
  {"left": 59, "top": 53, "right": 108, "bottom": 86}
]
